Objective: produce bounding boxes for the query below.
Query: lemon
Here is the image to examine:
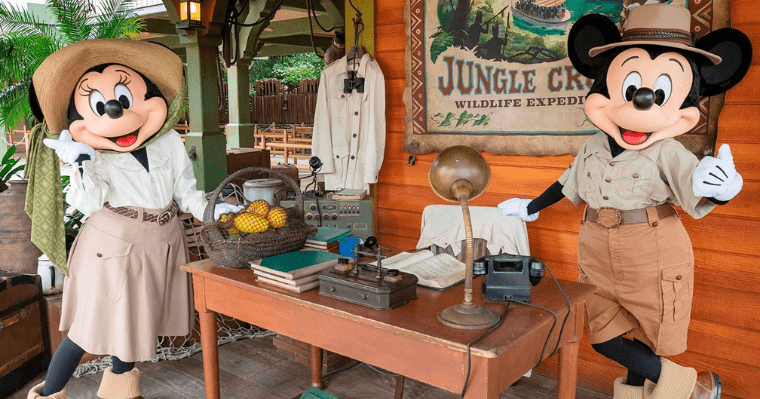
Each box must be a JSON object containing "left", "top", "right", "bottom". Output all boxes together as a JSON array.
[
  {"left": 234, "top": 212, "right": 269, "bottom": 233},
  {"left": 247, "top": 200, "right": 270, "bottom": 216},
  {"left": 267, "top": 207, "right": 288, "bottom": 228},
  {"left": 219, "top": 213, "right": 234, "bottom": 223}
]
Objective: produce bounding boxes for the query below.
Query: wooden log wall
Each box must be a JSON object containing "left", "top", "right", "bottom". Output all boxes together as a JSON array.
[
  {"left": 373, "top": 0, "right": 760, "bottom": 397},
  {"left": 251, "top": 79, "right": 319, "bottom": 124}
]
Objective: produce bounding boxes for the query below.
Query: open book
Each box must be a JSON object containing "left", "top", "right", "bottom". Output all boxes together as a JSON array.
[{"left": 373, "top": 250, "right": 465, "bottom": 290}]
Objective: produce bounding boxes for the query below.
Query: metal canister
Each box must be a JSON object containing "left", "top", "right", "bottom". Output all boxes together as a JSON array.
[{"left": 242, "top": 178, "right": 287, "bottom": 205}]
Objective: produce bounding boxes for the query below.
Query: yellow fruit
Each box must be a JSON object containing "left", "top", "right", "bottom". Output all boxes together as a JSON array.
[
  {"left": 267, "top": 207, "right": 288, "bottom": 228},
  {"left": 219, "top": 213, "right": 234, "bottom": 223},
  {"left": 234, "top": 212, "right": 269, "bottom": 233},
  {"left": 227, "top": 226, "right": 240, "bottom": 239},
  {"left": 247, "top": 200, "right": 270, "bottom": 216}
]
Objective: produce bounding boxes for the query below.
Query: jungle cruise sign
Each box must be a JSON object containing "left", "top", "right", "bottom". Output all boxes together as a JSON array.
[{"left": 403, "top": 0, "right": 721, "bottom": 156}]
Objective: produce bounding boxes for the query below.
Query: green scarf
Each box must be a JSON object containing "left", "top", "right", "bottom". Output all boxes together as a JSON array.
[{"left": 25, "top": 78, "right": 187, "bottom": 275}]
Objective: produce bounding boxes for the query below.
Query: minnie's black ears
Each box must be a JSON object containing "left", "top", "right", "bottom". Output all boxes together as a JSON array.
[
  {"left": 29, "top": 82, "right": 44, "bottom": 124},
  {"left": 696, "top": 28, "right": 753, "bottom": 97},
  {"left": 567, "top": 14, "right": 621, "bottom": 79}
]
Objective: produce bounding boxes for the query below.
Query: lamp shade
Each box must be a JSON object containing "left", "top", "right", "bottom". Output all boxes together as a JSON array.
[
  {"left": 177, "top": 0, "right": 203, "bottom": 30},
  {"left": 429, "top": 146, "right": 490, "bottom": 202}
]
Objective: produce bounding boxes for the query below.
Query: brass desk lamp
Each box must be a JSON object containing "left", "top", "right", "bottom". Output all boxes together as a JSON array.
[{"left": 429, "top": 146, "right": 501, "bottom": 330}]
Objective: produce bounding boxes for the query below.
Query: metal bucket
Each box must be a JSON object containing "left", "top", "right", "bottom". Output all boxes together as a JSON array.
[
  {"left": 242, "top": 178, "right": 287, "bottom": 206},
  {"left": 0, "top": 180, "right": 43, "bottom": 274}
]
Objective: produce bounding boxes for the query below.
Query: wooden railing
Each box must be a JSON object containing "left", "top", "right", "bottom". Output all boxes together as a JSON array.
[
  {"left": 251, "top": 79, "right": 319, "bottom": 125},
  {"left": 254, "top": 123, "right": 313, "bottom": 169}
]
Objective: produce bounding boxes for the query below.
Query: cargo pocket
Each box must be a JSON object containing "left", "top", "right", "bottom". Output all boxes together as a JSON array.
[
  {"left": 78, "top": 227, "right": 133, "bottom": 303},
  {"left": 660, "top": 265, "right": 693, "bottom": 323}
]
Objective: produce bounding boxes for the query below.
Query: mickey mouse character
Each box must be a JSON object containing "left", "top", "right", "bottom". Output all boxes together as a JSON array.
[
  {"left": 25, "top": 39, "right": 239, "bottom": 399},
  {"left": 500, "top": 4, "right": 751, "bottom": 399}
]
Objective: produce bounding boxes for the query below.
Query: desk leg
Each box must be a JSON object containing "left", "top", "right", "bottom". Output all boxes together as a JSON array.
[
  {"left": 310, "top": 345, "right": 324, "bottom": 389},
  {"left": 200, "top": 310, "right": 221, "bottom": 399},
  {"left": 556, "top": 341, "right": 579, "bottom": 399}
]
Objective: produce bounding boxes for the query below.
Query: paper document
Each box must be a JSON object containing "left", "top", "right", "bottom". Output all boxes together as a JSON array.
[{"left": 373, "top": 250, "right": 465, "bottom": 290}]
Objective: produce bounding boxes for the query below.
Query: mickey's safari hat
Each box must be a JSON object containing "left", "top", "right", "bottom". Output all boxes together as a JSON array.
[
  {"left": 32, "top": 38, "right": 184, "bottom": 135},
  {"left": 588, "top": 3, "right": 722, "bottom": 64}
]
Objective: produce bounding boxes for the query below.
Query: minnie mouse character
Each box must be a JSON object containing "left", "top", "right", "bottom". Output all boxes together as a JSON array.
[
  {"left": 500, "top": 4, "right": 751, "bottom": 399},
  {"left": 25, "top": 39, "right": 239, "bottom": 399}
]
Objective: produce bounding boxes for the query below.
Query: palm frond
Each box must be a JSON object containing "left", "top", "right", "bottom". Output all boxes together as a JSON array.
[
  {"left": 92, "top": 0, "right": 143, "bottom": 39},
  {"left": 0, "top": 2, "right": 63, "bottom": 42},
  {"left": 48, "top": 0, "right": 92, "bottom": 44},
  {"left": 0, "top": 81, "right": 32, "bottom": 130}
]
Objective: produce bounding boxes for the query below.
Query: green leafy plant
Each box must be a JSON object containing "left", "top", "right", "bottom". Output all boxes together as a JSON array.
[
  {"left": 0, "top": 145, "right": 24, "bottom": 192},
  {"left": 0, "top": 0, "right": 144, "bottom": 131},
  {"left": 249, "top": 53, "right": 325, "bottom": 91}
]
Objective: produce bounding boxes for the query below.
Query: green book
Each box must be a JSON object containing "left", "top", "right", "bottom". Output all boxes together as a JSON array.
[
  {"left": 305, "top": 226, "right": 352, "bottom": 245},
  {"left": 250, "top": 250, "right": 346, "bottom": 279},
  {"left": 300, "top": 387, "right": 339, "bottom": 399}
]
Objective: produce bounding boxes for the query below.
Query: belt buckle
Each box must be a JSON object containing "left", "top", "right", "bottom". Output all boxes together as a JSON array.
[
  {"left": 596, "top": 207, "right": 622, "bottom": 228},
  {"left": 158, "top": 209, "right": 173, "bottom": 225}
]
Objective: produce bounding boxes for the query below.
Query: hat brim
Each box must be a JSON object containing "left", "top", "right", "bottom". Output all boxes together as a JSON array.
[
  {"left": 589, "top": 40, "right": 722, "bottom": 65},
  {"left": 32, "top": 39, "right": 184, "bottom": 135}
]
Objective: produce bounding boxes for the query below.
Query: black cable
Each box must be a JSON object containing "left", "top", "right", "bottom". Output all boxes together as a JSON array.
[
  {"left": 306, "top": 0, "right": 324, "bottom": 59},
  {"left": 542, "top": 263, "right": 572, "bottom": 359},
  {"left": 307, "top": 0, "right": 337, "bottom": 33},
  {"left": 228, "top": 0, "right": 285, "bottom": 27},
  {"left": 460, "top": 303, "right": 510, "bottom": 397},
  {"left": 508, "top": 299, "right": 558, "bottom": 371}
]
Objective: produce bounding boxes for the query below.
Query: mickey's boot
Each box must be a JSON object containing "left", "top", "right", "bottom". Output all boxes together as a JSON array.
[
  {"left": 613, "top": 377, "right": 645, "bottom": 399},
  {"left": 643, "top": 358, "right": 697, "bottom": 399},
  {"left": 97, "top": 367, "right": 144, "bottom": 399},
  {"left": 690, "top": 372, "right": 721, "bottom": 399},
  {"left": 26, "top": 382, "right": 67, "bottom": 399}
]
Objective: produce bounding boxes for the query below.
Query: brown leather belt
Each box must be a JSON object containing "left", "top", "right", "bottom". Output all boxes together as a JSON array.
[
  {"left": 584, "top": 204, "right": 677, "bottom": 228},
  {"left": 103, "top": 201, "right": 179, "bottom": 226}
]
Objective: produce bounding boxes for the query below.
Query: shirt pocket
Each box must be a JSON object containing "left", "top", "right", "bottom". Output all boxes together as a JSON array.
[
  {"left": 75, "top": 225, "right": 133, "bottom": 303},
  {"left": 330, "top": 81, "right": 348, "bottom": 122},
  {"left": 618, "top": 163, "right": 652, "bottom": 199},
  {"left": 660, "top": 264, "right": 693, "bottom": 324},
  {"left": 582, "top": 156, "right": 603, "bottom": 195}
]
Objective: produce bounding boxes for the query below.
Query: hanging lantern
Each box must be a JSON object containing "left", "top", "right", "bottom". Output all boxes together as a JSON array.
[{"left": 177, "top": 0, "right": 202, "bottom": 31}]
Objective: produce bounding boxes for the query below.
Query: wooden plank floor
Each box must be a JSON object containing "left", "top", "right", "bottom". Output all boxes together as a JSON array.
[{"left": 9, "top": 336, "right": 612, "bottom": 399}]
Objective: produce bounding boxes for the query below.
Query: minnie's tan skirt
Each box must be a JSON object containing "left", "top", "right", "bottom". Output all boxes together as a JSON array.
[{"left": 60, "top": 203, "right": 194, "bottom": 362}]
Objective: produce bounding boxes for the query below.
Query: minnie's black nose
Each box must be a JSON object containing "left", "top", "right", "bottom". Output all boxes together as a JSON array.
[
  {"left": 632, "top": 88, "right": 655, "bottom": 110},
  {"left": 104, "top": 99, "right": 124, "bottom": 119}
]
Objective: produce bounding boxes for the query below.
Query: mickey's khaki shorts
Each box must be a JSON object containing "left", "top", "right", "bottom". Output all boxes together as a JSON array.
[{"left": 577, "top": 210, "right": 693, "bottom": 356}]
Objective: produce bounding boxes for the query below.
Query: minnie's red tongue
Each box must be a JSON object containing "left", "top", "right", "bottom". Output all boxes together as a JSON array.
[
  {"left": 116, "top": 135, "right": 137, "bottom": 147},
  {"left": 622, "top": 131, "right": 647, "bottom": 145}
]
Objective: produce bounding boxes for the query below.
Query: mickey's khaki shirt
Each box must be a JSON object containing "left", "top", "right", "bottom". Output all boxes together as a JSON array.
[{"left": 558, "top": 132, "right": 715, "bottom": 218}]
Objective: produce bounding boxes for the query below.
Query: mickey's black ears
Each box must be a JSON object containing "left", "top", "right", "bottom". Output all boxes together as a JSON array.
[
  {"left": 28, "top": 82, "right": 44, "bottom": 124},
  {"left": 568, "top": 14, "right": 621, "bottom": 79},
  {"left": 696, "top": 28, "right": 753, "bottom": 97}
]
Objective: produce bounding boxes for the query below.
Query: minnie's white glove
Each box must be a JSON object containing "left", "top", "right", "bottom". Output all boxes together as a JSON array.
[
  {"left": 692, "top": 144, "right": 743, "bottom": 201},
  {"left": 498, "top": 197, "right": 539, "bottom": 222},
  {"left": 213, "top": 203, "right": 244, "bottom": 221},
  {"left": 42, "top": 130, "right": 95, "bottom": 165}
]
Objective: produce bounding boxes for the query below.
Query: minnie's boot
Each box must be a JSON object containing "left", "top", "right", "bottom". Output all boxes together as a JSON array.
[
  {"left": 643, "top": 358, "right": 699, "bottom": 399},
  {"left": 26, "top": 382, "right": 67, "bottom": 399},
  {"left": 613, "top": 377, "right": 645, "bottom": 399},
  {"left": 96, "top": 367, "right": 144, "bottom": 399}
]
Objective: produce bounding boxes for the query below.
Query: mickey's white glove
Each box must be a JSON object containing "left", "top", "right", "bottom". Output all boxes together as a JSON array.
[
  {"left": 43, "top": 130, "right": 95, "bottom": 165},
  {"left": 498, "top": 197, "right": 539, "bottom": 222},
  {"left": 692, "top": 144, "right": 743, "bottom": 201},
  {"left": 213, "top": 202, "right": 244, "bottom": 221}
]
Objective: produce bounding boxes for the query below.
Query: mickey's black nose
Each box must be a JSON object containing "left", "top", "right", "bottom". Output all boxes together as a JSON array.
[
  {"left": 104, "top": 99, "right": 124, "bottom": 119},
  {"left": 632, "top": 88, "right": 655, "bottom": 110}
]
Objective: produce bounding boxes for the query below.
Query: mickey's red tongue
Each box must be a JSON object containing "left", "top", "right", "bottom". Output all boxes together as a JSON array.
[
  {"left": 622, "top": 131, "right": 647, "bottom": 145},
  {"left": 116, "top": 135, "right": 136, "bottom": 147}
]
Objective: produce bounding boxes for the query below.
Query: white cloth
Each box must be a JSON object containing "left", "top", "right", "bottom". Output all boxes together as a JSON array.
[
  {"left": 66, "top": 130, "right": 207, "bottom": 220},
  {"left": 416, "top": 205, "right": 531, "bottom": 257},
  {"left": 312, "top": 54, "right": 386, "bottom": 191}
]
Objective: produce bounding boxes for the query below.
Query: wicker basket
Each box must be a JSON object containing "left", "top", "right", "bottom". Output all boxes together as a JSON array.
[{"left": 200, "top": 167, "right": 317, "bottom": 269}]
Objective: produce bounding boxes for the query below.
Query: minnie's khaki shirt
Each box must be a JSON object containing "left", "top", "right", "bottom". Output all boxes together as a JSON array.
[{"left": 558, "top": 132, "right": 715, "bottom": 218}]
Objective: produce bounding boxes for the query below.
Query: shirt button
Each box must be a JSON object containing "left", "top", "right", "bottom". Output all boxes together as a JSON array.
[
  {"left": 354, "top": 111, "right": 359, "bottom": 116},
  {"left": 605, "top": 178, "right": 611, "bottom": 183},
  {"left": 587, "top": 172, "right": 591, "bottom": 177},
  {"left": 351, "top": 155, "right": 355, "bottom": 160},
  {"left": 603, "top": 196, "right": 609, "bottom": 200},
  {"left": 96, "top": 253, "right": 103, "bottom": 258},
  {"left": 336, "top": 155, "right": 340, "bottom": 159},
  {"left": 676, "top": 275, "right": 682, "bottom": 280},
  {"left": 353, "top": 134, "right": 357, "bottom": 138},
  {"left": 341, "top": 94, "right": 345, "bottom": 98},
  {"left": 609, "top": 161, "right": 615, "bottom": 166},
  {"left": 633, "top": 173, "right": 639, "bottom": 179}
]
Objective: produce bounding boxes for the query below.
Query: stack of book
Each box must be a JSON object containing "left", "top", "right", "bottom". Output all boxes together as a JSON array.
[
  {"left": 303, "top": 226, "right": 352, "bottom": 253},
  {"left": 250, "top": 250, "right": 346, "bottom": 293}
]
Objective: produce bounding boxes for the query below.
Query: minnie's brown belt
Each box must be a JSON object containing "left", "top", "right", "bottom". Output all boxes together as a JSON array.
[
  {"left": 103, "top": 201, "right": 179, "bottom": 226},
  {"left": 584, "top": 204, "right": 677, "bottom": 228}
]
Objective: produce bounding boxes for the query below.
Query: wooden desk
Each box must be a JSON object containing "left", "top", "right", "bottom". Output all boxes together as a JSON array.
[{"left": 181, "top": 259, "right": 595, "bottom": 399}]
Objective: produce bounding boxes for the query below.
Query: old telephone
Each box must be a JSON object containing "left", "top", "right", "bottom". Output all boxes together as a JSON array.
[{"left": 474, "top": 254, "right": 546, "bottom": 302}]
